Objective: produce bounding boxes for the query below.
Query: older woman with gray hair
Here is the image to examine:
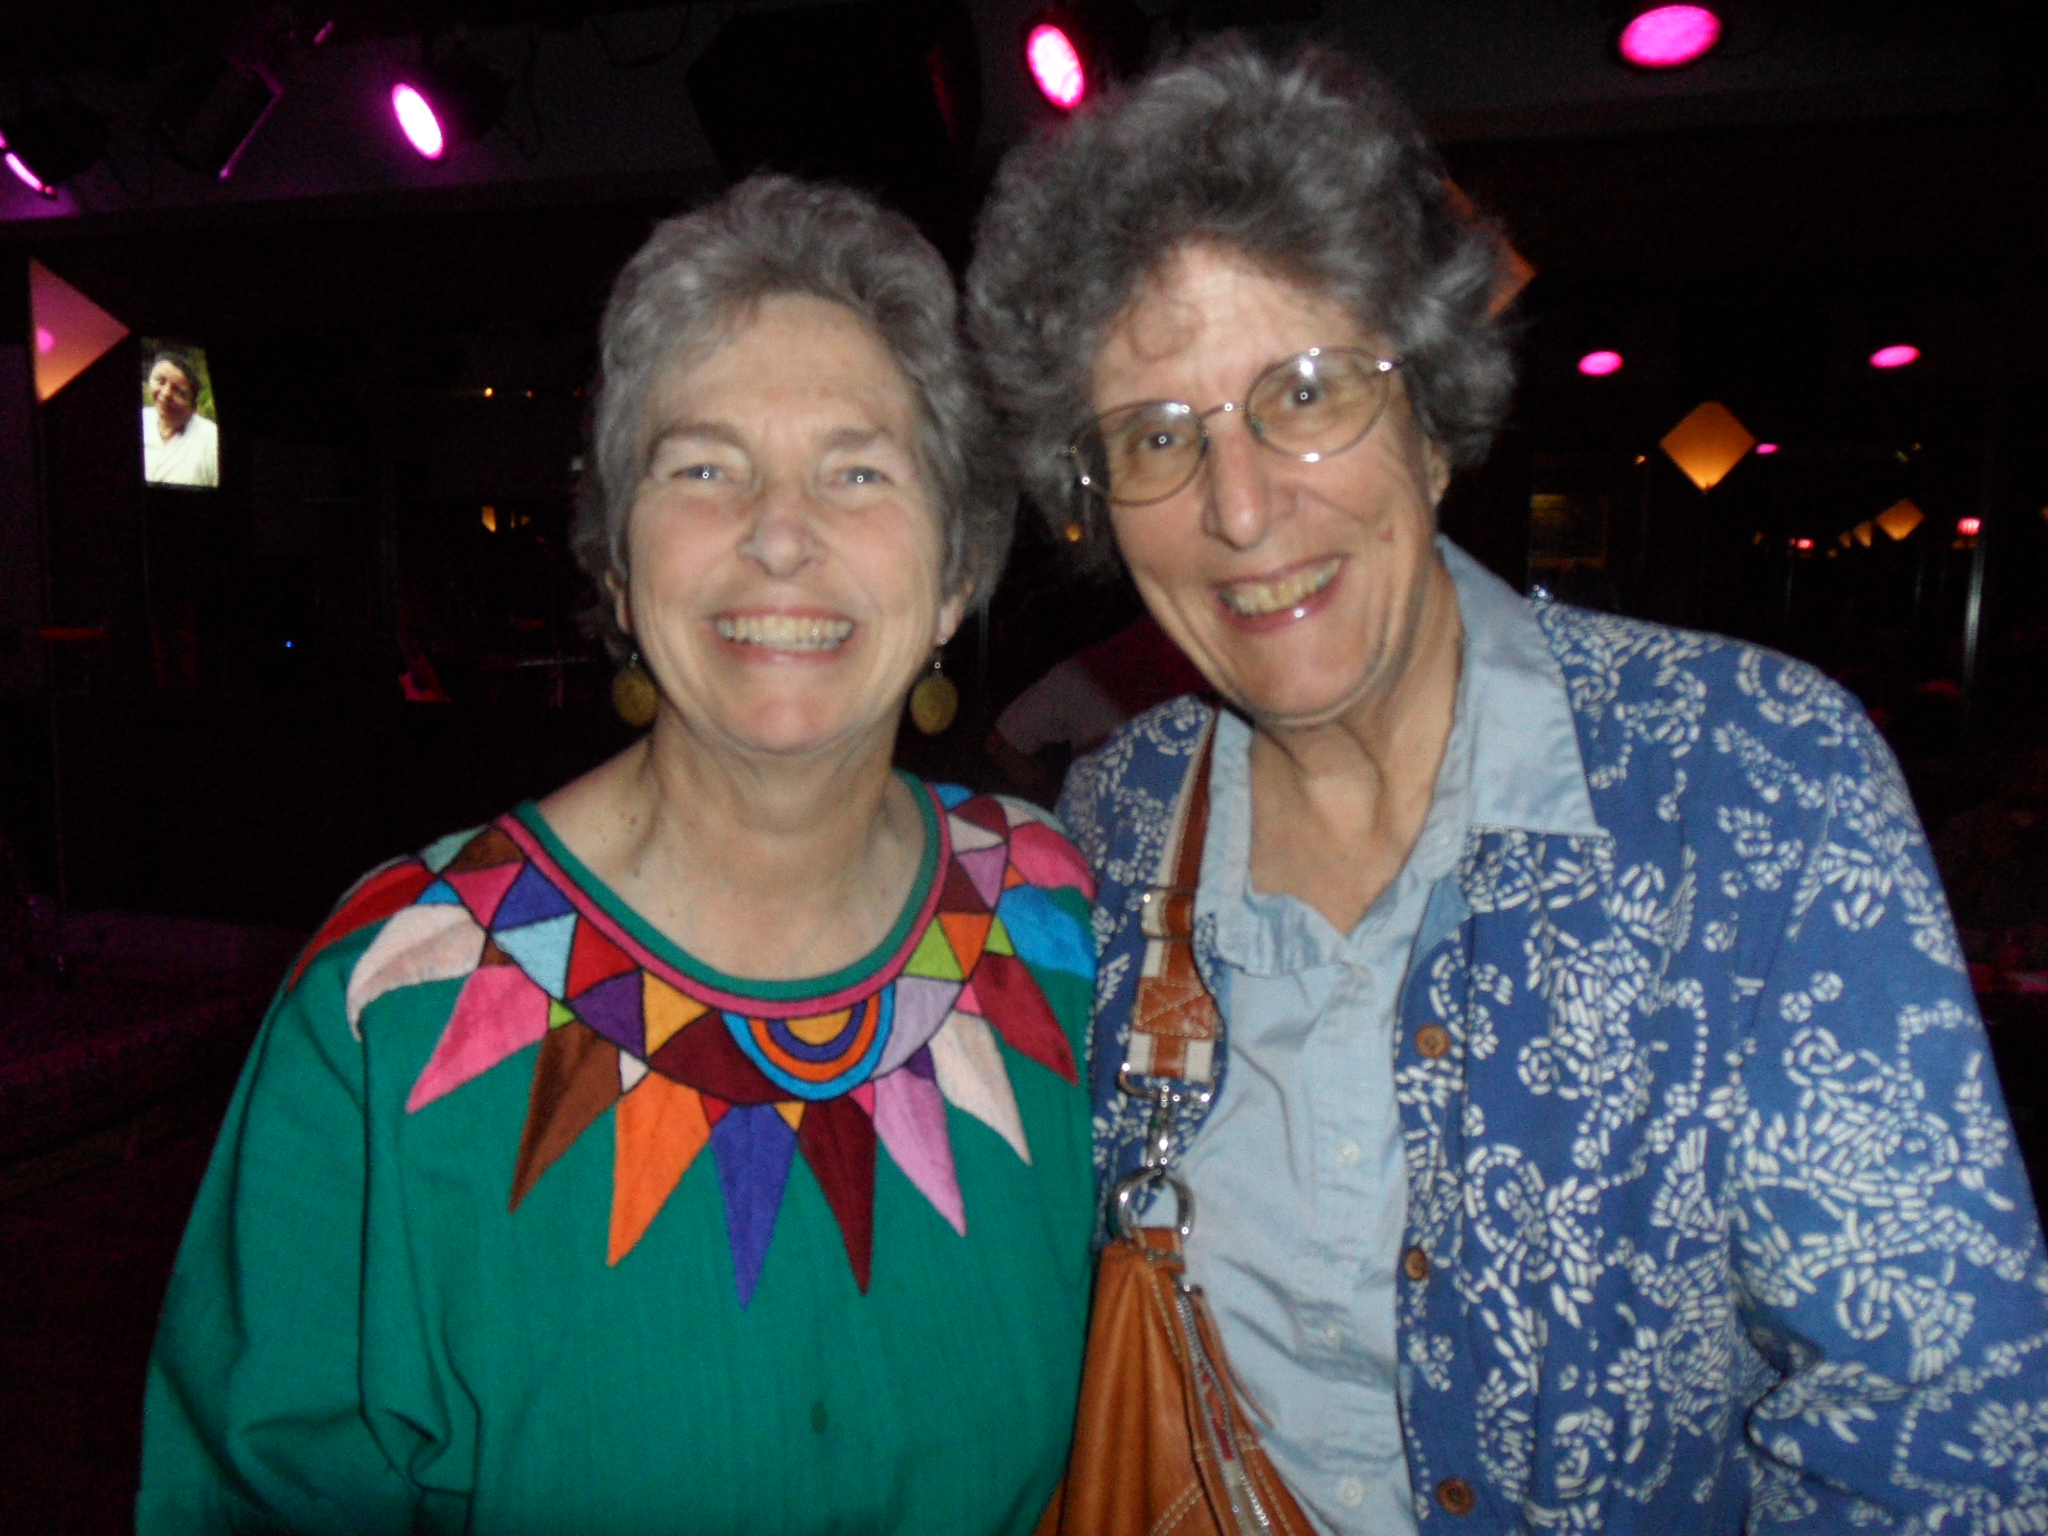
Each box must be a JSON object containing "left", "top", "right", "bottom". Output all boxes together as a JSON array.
[
  {"left": 141, "top": 176, "right": 1099, "bottom": 1534},
  {"left": 970, "top": 40, "right": 2048, "bottom": 1535}
]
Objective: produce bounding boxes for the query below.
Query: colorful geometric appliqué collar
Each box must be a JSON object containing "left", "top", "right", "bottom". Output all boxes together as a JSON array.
[{"left": 301, "top": 786, "right": 1094, "bottom": 1305}]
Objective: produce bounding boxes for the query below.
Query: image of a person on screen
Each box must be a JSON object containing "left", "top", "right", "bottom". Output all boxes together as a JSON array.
[{"left": 142, "top": 350, "right": 218, "bottom": 487}]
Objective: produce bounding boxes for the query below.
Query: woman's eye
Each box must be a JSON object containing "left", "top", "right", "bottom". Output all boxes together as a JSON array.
[
  {"left": 842, "top": 466, "right": 888, "bottom": 486},
  {"left": 1283, "top": 383, "right": 1325, "bottom": 409}
]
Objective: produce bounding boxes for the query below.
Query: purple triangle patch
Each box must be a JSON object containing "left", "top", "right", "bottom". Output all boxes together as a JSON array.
[
  {"left": 493, "top": 861, "right": 576, "bottom": 930},
  {"left": 572, "top": 968, "right": 645, "bottom": 1057},
  {"left": 711, "top": 1103, "right": 797, "bottom": 1307}
]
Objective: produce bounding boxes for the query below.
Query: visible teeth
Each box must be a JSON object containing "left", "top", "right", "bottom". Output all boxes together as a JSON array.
[
  {"left": 1219, "top": 558, "right": 1341, "bottom": 617},
  {"left": 716, "top": 614, "right": 854, "bottom": 651}
]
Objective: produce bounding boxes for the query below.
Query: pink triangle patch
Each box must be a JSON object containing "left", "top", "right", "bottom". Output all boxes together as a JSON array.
[
  {"left": 406, "top": 963, "right": 552, "bottom": 1112},
  {"left": 1007, "top": 822, "right": 1095, "bottom": 898},
  {"left": 872, "top": 1066, "right": 964, "bottom": 1234},
  {"left": 448, "top": 860, "right": 525, "bottom": 926},
  {"left": 957, "top": 845, "right": 1008, "bottom": 909}
]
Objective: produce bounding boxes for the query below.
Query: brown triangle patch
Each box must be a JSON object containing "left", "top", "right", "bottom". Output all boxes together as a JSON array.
[
  {"left": 510, "top": 1020, "right": 621, "bottom": 1209},
  {"left": 447, "top": 825, "right": 522, "bottom": 874}
]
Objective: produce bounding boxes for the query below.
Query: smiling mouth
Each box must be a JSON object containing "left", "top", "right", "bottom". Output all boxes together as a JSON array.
[
  {"left": 1218, "top": 557, "right": 1343, "bottom": 617},
  {"left": 715, "top": 614, "right": 854, "bottom": 652}
]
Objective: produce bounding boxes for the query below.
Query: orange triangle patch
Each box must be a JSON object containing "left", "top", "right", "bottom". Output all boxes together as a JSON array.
[
  {"left": 608, "top": 1075, "right": 711, "bottom": 1264},
  {"left": 643, "top": 972, "right": 707, "bottom": 1055},
  {"left": 939, "top": 911, "right": 994, "bottom": 977}
]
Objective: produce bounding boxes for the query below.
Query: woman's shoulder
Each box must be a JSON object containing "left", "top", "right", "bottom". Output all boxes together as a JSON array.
[
  {"left": 1055, "top": 694, "right": 1213, "bottom": 882},
  {"left": 1532, "top": 600, "right": 1891, "bottom": 803}
]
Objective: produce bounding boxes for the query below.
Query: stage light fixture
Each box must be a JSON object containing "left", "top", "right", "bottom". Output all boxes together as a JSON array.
[
  {"left": 155, "top": 53, "right": 284, "bottom": 179},
  {"left": 1022, "top": 1, "right": 1148, "bottom": 110},
  {"left": 1578, "top": 349, "right": 1624, "bottom": 377},
  {"left": 1869, "top": 344, "right": 1920, "bottom": 369},
  {"left": 1617, "top": 6, "right": 1721, "bottom": 68},
  {"left": 392, "top": 41, "right": 507, "bottom": 161},
  {"left": 1027, "top": 24, "right": 1087, "bottom": 108},
  {"left": 1, "top": 100, "right": 110, "bottom": 197}
]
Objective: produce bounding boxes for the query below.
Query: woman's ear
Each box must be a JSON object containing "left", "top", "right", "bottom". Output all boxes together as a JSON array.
[
  {"left": 1425, "top": 443, "right": 1452, "bottom": 508},
  {"left": 934, "top": 586, "right": 971, "bottom": 650},
  {"left": 607, "top": 569, "right": 632, "bottom": 641}
]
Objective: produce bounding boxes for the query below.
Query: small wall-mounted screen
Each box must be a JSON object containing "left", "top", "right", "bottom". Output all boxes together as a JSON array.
[{"left": 140, "top": 340, "right": 219, "bottom": 488}]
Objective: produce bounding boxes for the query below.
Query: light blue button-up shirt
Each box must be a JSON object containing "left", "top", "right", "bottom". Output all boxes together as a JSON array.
[{"left": 1156, "top": 540, "right": 1598, "bottom": 1534}]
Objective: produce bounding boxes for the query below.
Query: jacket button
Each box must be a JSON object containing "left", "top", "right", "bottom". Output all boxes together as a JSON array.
[
  {"left": 1414, "top": 1024, "right": 1450, "bottom": 1059},
  {"left": 1436, "top": 1477, "right": 1475, "bottom": 1515},
  {"left": 1403, "top": 1246, "right": 1431, "bottom": 1282}
]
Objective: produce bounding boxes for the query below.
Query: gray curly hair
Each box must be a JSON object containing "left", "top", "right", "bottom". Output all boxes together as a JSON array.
[
  {"left": 965, "top": 39, "right": 1517, "bottom": 573},
  {"left": 573, "top": 174, "right": 1014, "bottom": 657}
]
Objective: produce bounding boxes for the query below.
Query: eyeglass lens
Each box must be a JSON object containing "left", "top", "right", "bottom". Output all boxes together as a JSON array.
[{"left": 1078, "top": 349, "right": 1394, "bottom": 507}]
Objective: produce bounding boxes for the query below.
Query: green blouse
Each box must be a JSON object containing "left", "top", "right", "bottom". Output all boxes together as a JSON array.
[{"left": 140, "top": 783, "right": 1097, "bottom": 1535}]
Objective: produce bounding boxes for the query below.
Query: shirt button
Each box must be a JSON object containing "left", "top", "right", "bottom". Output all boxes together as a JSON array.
[
  {"left": 1414, "top": 1024, "right": 1451, "bottom": 1059},
  {"left": 1338, "top": 1476, "right": 1365, "bottom": 1508},
  {"left": 1437, "top": 1476, "right": 1476, "bottom": 1515},
  {"left": 1403, "top": 1246, "right": 1431, "bottom": 1283},
  {"left": 1337, "top": 1138, "right": 1361, "bottom": 1165}
]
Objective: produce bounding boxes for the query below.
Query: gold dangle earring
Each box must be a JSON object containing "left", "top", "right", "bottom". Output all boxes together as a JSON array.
[
  {"left": 611, "top": 648, "right": 660, "bottom": 728},
  {"left": 908, "top": 648, "right": 958, "bottom": 735}
]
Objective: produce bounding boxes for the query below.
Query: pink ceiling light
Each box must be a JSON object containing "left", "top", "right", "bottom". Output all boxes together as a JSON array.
[
  {"left": 5, "top": 151, "right": 51, "bottom": 195},
  {"left": 1619, "top": 6, "right": 1722, "bottom": 68},
  {"left": 1578, "top": 349, "right": 1624, "bottom": 377},
  {"left": 391, "top": 84, "right": 446, "bottom": 159},
  {"left": 1026, "top": 25, "right": 1087, "bottom": 109},
  {"left": 1869, "top": 344, "right": 1920, "bottom": 369}
]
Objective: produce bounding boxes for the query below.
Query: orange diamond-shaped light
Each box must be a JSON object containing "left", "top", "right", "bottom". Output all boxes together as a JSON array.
[
  {"left": 1660, "top": 402, "right": 1757, "bottom": 492},
  {"left": 1875, "top": 499, "right": 1925, "bottom": 541}
]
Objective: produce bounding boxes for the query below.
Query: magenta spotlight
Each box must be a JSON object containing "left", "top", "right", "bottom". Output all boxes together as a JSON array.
[
  {"left": 1027, "top": 24, "right": 1086, "bottom": 109},
  {"left": 6, "top": 152, "right": 51, "bottom": 195},
  {"left": 1869, "top": 344, "right": 1920, "bottom": 370},
  {"left": 1755, "top": 442, "right": 1779, "bottom": 455},
  {"left": 392, "top": 84, "right": 445, "bottom": 159},
  {"left": 1619, "top": 6, "right": 1722, "bottom": 68},
  {"left": 1578, "top": 349, "right": 1624, "bottom": 377}
]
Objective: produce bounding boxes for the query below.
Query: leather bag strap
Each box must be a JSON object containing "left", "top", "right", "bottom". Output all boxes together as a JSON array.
[{"left": 1124, "top": 723, "right": 1221, "bottom": 1085}]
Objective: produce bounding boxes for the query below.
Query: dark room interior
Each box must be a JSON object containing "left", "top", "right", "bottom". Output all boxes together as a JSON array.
[{"left": 4, "top": 0, "right": 2046, "bottom": 1529}]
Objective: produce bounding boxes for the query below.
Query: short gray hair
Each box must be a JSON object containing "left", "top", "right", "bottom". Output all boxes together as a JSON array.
[
  {"left": 574, "top": 174, "right": 1013, "bottom": 656},
  {"left": 965, "top": 39, "right": 1516, "bottom": 573}
]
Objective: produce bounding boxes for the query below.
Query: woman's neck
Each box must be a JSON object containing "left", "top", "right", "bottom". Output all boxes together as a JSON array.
[
  {"left": 1245, "top": 556, "right": 1463, "bottom": 933},
  {"left": 539, "top": 717, "right": 922, "bottom": 983}
]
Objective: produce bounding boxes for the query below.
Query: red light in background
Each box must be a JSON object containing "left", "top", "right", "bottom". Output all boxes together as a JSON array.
[
  {"left": 1755, "top": 442, "right": 1778, "bottom": 455},
  {"left": 1027, "top": 25, "right": 1086, "bottom": 109},
  {"left": 1619, "top": 6, "right": 1721, "bottom": 68},
  {"left": 1869, "top": 344, "right": 1920, "bottom": 369},
  {"left": 1578, "top": 350, "right": 1624, "bottom": 377},
  {"left": 1957, "top": 517, "right": 1982, "bottom": 537},
  {"left": 392, "top": 84, "right": 445, "bottom": 159},
  {"left": 1791, "top": 537, "right": 1814, "bottom": 551}
]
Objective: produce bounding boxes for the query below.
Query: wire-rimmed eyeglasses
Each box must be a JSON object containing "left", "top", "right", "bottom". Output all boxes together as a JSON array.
[{"left": 1065, "top": 348, "right": 1403, "bottom": 508}]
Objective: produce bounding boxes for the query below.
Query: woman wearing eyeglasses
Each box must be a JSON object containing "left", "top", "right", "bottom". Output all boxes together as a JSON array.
[{"left": 969, "top": 39, "right": 2048, "bottom": 1536}]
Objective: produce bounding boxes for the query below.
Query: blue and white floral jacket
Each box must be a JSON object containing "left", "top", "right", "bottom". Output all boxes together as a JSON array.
[{"left": 1059, "top": 599, "right": 2048, "bottom": 1533}]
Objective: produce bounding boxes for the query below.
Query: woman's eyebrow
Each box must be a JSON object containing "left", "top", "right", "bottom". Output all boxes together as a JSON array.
[{"left": 647, "top": 419, "right": 745, "bottom": 453}]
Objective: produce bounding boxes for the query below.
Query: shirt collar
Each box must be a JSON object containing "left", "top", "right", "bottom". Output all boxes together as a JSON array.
[{"left": 1439, "top": 538, "right": 1599, "bottom": 838}]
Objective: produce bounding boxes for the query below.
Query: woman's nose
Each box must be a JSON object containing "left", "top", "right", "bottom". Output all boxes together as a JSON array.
[
  {"left": 1199, "top": 417, "right": 1278, "bottom": 549},
  {"left": 736, "top": 484, "right": 823, "bottom": 576}
]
